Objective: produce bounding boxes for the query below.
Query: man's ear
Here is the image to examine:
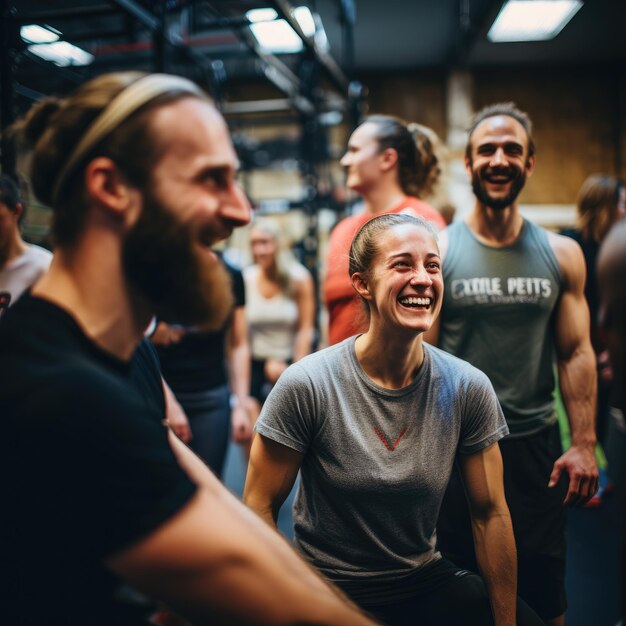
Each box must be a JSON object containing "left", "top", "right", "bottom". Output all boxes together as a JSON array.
[
  {"left": 350, "top": 272, "right": 372, "bottom": 301},
  {"left": 380, "top": 147, "right": 398, "bottom": 173},
  {"left": 525, "top": 154, "right": 535, "bottom": 178},
  {"left": 84, "top": 157, "right": 141, "bottom": 225}
]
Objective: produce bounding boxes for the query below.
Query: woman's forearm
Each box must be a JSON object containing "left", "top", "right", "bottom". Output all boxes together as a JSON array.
[{"left": 471, "top": 509, "right": 517, "bottom": 626}]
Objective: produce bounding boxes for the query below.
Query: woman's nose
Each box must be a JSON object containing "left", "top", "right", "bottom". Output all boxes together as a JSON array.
[{"left": 410, "top": 266, "right": 432, "bottom": 285}]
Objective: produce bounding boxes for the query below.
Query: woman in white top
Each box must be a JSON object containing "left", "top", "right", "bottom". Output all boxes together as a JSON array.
[{"left": 244, "top": 218, "right": 315, "bottom": 408}]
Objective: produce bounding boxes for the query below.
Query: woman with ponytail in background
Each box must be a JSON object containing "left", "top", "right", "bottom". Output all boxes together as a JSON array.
[{"left": 323, "top": 115, "right": 446, "bottom": 346}]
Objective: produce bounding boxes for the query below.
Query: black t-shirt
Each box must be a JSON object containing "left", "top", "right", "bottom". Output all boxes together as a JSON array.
[
  {"left": 1, "top": 294, "right": 197, "bottom": 625},
  {"left": 155, "top": 258, "right": 246, "bottom": 393}
]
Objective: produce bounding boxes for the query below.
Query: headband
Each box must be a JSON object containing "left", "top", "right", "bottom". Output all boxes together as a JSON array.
[{"left": 52, "top": 73, "right": 206, "bottom": 205}]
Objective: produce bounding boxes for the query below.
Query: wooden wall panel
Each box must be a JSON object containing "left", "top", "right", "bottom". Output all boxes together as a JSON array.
[{"left": 359, "top": 71, "right": 447, "bottom": 139}]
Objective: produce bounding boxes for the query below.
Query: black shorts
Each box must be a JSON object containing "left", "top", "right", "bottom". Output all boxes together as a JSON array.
[
  {"left": 250, "top": 358, "right": 271, "bottom": 404},
  {"left": 437, "top": 421, "right": 568, "bottom": 620},
  {"left": 342, "top": 558, "right": 543, "bottom": 626}
]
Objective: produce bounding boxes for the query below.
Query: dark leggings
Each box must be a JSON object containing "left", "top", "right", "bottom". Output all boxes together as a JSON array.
[
  {"left": 175, "top": 384, "right": 230, "bottom": 478},
  {"left": 250, "top": 358, "right": 272, "bottom": 404},
  {"left": 357, "top": 570, "right": 544, "bottom": 626}
]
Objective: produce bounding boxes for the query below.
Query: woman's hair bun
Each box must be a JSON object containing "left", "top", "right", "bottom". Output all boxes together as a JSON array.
[{"left": 9, "top": 97, "right": 63, "bottom": 149}]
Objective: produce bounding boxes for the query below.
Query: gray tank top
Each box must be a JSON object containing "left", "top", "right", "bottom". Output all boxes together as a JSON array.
[{"left": 440, "top": 220, "right": 563, "bottom": 437}]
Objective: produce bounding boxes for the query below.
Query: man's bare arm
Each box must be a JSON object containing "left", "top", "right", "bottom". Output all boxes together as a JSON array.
[
  {"left": 548, "top": 232, "right": 599, "bottom": 505},
  {"left": 106, "top": 431, "right": 378, "bottom": 626},
  {"left": 459, "top": 443, "right": 517, "bottom": 626}
]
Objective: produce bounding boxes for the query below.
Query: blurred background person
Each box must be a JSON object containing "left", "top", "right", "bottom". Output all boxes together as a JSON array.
[
  {"left": 324, "top": 115, "right": 445, "bottom": 346},
  {"left": 561, "top": 174, "right": 625, "bottom": 501},
  {"left": 152, "top": 253, "right": 254, "bottom": 478},
  {"left": 438, "top": 201, "right": 457, "bottom": 227},
  {"left": 244, "top": 217, "right": 315, "bottom": 423},
  {"left": 0, "top": 173, "right": 52, "bottom": 317},
  {"left": 597, "top": 217, "right": 626, "bottom": 624}
]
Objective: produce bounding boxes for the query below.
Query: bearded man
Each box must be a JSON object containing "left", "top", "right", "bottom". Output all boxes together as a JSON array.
[
  {"left": 426, "top": 103, "right": 598, "bottom": 626},
  {"left": 0, "top": 72, "right": 376, "bottom": 626}
]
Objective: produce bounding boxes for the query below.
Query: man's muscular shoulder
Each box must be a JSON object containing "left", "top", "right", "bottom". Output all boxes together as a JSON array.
[{"left": 546, "top": 229, "right": 586, "bottom": 291}]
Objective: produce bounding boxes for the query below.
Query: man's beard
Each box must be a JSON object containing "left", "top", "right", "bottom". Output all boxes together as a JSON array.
[
  {"left": 122, "top": 190, "right": 233, "bottom": 330},
  {"left": 471, "top": 166, "right": 527, "bottom": 211}
]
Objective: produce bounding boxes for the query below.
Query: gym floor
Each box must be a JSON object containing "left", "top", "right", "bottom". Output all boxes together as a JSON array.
[{"left": 223, "top": 441, "right": 623, "bottom": 626}]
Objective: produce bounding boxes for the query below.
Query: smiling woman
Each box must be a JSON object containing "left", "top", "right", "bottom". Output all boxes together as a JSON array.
[
  {"left": 349, "top": 213, "right": 442, "bottom": 344},
  {"left": 244, "top": 213, "right": 544, "bottom": 626}
]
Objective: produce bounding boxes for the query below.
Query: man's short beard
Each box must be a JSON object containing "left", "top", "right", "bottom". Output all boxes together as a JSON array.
[
  {"left": 471, "top": 166, "right": 527, "bottom": 211},
  {"left": 122, "top": 189, "right": 233, "bottom": 329}
]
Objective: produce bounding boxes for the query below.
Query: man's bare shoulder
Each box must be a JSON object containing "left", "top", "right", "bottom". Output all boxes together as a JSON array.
[{"left": 546, "top": 229, "right": 586, "bottom": 287}]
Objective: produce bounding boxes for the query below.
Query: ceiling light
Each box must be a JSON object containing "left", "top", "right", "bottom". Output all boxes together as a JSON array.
[
  {"left": 28, "top": 41, "right": 94, "bottom": 67},
  {"left": 249, "top": 20, "right": 303, "bottom": 53},
  {"left": 293, "top": 6, "right": 316, "bottom": 37},
  {"left": 20, "top": 24, "right": 60, "bottom": 44},
  {"left": 487, "top": 0, "right": 583, "bottom": 42},
  {"left": 245, "top": 8, "right": 278, "bottom": 23},
  {"left": 248, "top": 6, "right": 318, "bottom": 54}
]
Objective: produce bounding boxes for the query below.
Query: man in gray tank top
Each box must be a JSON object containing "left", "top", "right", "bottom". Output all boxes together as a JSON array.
[{"left": 427, "top": 103, "right": 598, "bottom": 626}]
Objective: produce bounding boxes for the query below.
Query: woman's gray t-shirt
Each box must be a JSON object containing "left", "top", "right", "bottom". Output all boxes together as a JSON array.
[{"left": 255, "top": 337, "right": 508, "bottom": 593}]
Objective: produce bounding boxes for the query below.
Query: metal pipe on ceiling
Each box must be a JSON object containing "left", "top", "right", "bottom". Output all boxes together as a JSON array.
[
  {"left": 14, "top": 4, "right": 118, "bottom": 22},
  {"left": 271, "top": 0, "right": 349, "bottom": 93}
]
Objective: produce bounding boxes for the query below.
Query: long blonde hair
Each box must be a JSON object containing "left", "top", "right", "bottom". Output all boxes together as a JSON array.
[{"left": 251, "top": 218, "right": 300, "bottom": 295}]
